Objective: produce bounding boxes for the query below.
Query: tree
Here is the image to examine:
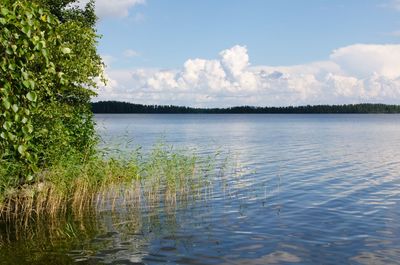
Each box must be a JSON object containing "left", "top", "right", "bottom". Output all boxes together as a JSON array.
[
  {"left": 0, "top": 0, "right": 103, "bottom": 183},
  {"left": 35, "top": 0, "right": 97, "bottom": 27}
]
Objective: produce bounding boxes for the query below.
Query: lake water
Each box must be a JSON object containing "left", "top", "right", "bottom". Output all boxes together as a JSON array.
[{"left": 2, "top": 114, "right": 400, "bottom": 264}]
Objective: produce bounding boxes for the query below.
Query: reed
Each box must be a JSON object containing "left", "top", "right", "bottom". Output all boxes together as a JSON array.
[{"left": 0, "top": 143, "right": 222, "bottom": 225}]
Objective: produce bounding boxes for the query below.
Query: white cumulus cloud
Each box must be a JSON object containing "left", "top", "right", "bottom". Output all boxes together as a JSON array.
[
  {"left": 330, "top": 44, "right": 400, "bottom": 79},
  {"left": 96, "top": 44, "right": 400, "bottom": 107}
]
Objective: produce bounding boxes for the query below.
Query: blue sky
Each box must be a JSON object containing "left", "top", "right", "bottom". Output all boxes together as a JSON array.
[{"left": 82, "top": 0, "right": 400, "bottom": 106}]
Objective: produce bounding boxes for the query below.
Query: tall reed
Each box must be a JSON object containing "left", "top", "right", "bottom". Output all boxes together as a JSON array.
[{"left": 0, "top": 143, "right": 223, "bottom": 225}]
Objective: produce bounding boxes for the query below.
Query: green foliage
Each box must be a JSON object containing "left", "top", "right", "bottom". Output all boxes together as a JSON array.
[
  {"left": 0, "top": 0, "right": 103, "bottom": 184},
  {"left": 35, "top": 0, "right": 97, "bottom": 27}
]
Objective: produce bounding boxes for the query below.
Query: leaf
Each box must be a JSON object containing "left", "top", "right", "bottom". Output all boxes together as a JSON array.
[
  {"left": 22, "top": 124, "right": 33, "bottom": 134},
  {"left": 22, "top": 71, "right": 29, "bottom": 80},
  {"left": 41, "top": 49, "right": 48, "bottom": 58},
  {"left": 2, "top": 98, "right": 11, "bottom": 109},
  {"left": 0, "top": 7, "right": 9, "bottom": 16},
  {"left": 28, "top": 124, "right": 33, "bottom": 133},
  {"left": 18, "top": 145, "right": 27, "bottom": 155},
  {"left": 22, "top": 25, "right": 31, "bottom": 38},
  {"left": 26, "top": 174, "right": 34, "bottom": 182},
  {"left": 5, "top": 47, "right": 13, "bottom": 55},
  {"left": 11, "top": 104, "right": 18, "bottom": 113},
  {"left": 3, "top": 121, "right": 12, "bottom": 130},
  {"left": 23, "top": 80, "right": 35, "bottom": 89},
  {"left": 7, "top": 132, "right": 16, "bottom": 141},
  {"left": 26, "top": 91, "right": 37, "bottom": 102},
  {"left": 61, "top": 47, "right": 71, "bottom": 54}
]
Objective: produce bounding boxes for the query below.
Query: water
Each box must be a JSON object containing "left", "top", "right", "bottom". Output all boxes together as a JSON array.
[{"left": 2, "top": 114, "right": 400, "bottom": 264}]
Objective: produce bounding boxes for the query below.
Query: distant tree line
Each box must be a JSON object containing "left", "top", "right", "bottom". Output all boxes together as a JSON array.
[{"left": 92, "top": 101, "right": 400, "bottom": 114}]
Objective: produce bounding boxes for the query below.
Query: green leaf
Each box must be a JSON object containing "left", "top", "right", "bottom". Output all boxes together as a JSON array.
[
  {"left": 22, "top": 126, "right": 27, "bottom": 134},
  {"left": 0, "top": 7, "right": 9, "bottom": 16},
  {"left": 22, "top": 124, "right": 33, "bottom": 134},
  {"left": 26, "top": 174, "right": 34, "bottom": 182},
  {"left": 5, "top": 47, "right": 13, "bottom": 55},
  {"left": 27, "top": 124, "right": 33, "bottom": 133},
  {"left": 61, "top": 47, "right": 71, "bottom": 54},
  {"left": 41, "top": 49, "right": 48, "bottom": 58},
  {"left": 26, "top": 92, "right": 37, "bottom": 102},
  {"left": 3, "top": 121, "right": 12, "bottom": 130},
  {"left": 22, "top": 25, "right": 31, "bottom": 38},
  {"left": 2, "top": 98, "right": 11, "bottom": 109},
  {"left": 18, "top": 145, "right": 27, "bottom": 155},
  {"left": 11, "top": 104, "right": 18, "bottom": 113},
  {"left": 7, "top": 132, "right": 16, "bottom": 141},
  {"left": 22, "top": 71, "right": 29, "bottom": 80},
  {"left": 23, "top": 80, "right": 35, "bottom": 89}
]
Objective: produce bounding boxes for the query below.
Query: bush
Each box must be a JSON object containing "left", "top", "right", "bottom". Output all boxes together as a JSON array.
[{"left": 0, "top": 0, "right": 103, "bottom": 183}]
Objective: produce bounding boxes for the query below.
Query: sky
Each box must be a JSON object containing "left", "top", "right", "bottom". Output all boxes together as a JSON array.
[{"left": 79, "top": 0, "right": 400, "bottom": 107}]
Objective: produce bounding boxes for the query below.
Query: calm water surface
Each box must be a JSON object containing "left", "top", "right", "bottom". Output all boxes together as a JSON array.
[{"left": 2, "top": 114, "right": 400, "bottom": 265}]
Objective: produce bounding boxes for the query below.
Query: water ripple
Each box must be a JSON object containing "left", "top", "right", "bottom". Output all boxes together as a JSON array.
[{"left": 3, "top": 114, "right": 400, "bottom": 265}]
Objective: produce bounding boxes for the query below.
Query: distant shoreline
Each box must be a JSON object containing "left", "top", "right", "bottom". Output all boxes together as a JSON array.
[{"left": 92, "top": 101, "right": 400, "bottom": 114}]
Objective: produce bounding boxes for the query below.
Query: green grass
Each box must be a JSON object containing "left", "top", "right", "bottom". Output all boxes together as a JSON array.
[{"left": 0, "top": 143, "right": 222, "bottom": 225}]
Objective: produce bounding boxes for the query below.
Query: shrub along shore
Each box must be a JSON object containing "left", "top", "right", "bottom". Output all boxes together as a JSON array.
[{"left": 1, "top": 0, "right": 104, "bottom": 222}]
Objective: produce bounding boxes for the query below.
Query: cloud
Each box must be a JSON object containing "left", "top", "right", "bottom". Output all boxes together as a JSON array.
[
  {"left": 96, "top": 44, "right": 400, "bottom": 107},
  {"left": 390, "top": 0, "right": 400, "bottom": 10},
  {"left": 132, "top": 12, "right": 146, "bottom": 23},
  {"left": 123, "top": 49, "right": 140, "bottom": 58},
  {"left": 380, "top": 0, "right": 400, "bottom": 11},
  {"left": 388, "top": 30, "right": 400, "bottom": 37},
  {"left": 77, "top": 0, "right": 146, "bottom": 19},
  {"left": 101, "top": 54, "right": 115, "bottom": 67},
  {"left": 330, "top": 44, "right": 400, "bottom": 79}
]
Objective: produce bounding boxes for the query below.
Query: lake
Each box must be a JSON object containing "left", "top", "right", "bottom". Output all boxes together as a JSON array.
[{"left": 2, "top": 114, "right": 400, "bottom": 264}]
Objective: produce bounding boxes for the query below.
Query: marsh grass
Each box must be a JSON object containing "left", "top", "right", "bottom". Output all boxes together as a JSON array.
[{"left": 0, "top": 143, "right": 223, "bottom": 227}]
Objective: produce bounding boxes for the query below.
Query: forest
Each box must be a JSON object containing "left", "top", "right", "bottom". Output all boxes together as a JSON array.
[{"left": 92, "top": 101, "right": 400, "bottom": 114}]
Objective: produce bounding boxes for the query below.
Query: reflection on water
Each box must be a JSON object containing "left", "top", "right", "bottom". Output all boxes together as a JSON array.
[{"left": 2, "top": 114, "right": 400, "bottom": 264}]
